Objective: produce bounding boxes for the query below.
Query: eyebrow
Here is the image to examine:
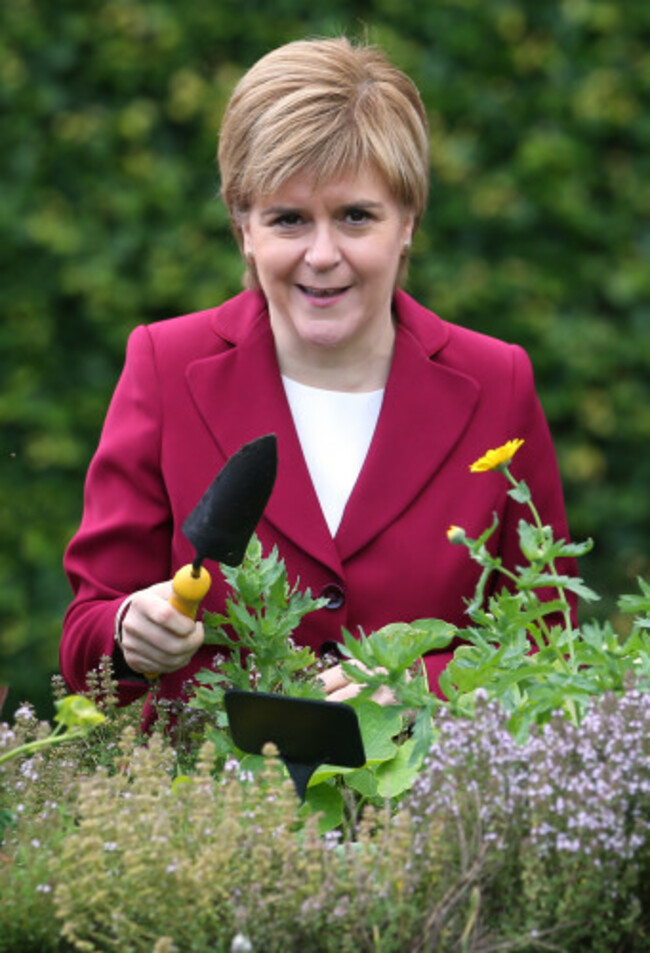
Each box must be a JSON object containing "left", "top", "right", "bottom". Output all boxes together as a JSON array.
[{"left": 260, "top": 199, "right": 385, "bottom": 218}]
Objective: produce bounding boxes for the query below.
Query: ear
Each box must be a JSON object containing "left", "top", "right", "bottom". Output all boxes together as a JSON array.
[{"left": 401, "top": 210, "right": 415, "bottom": 247}]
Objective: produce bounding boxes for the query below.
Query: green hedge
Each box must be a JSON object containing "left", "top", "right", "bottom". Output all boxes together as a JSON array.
[{"left": 1, "top": 0, "right": 648, "bottom": 715}]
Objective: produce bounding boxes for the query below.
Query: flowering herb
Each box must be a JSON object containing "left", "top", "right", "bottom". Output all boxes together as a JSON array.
[
  {"left": 4, "top": 689, "right": 650, "bottom": 950},
  {"left": 3, "top": 441, "right": 650, "bottom": 949},
  {"left": 468, "top": 436, "right": 525, "bottom": 472},
  {"left": 442, "top": 439, "right": 650, "bottom": 739},
  {"left": 0, "top": 695, "right": 105, "bottom": 768}
]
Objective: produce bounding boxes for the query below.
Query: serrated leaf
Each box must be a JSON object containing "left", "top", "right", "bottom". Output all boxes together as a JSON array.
[
  {"left": 549, "top": 538, "right": 594, "bottom": 558},
  {"left": 618, "top": 578, "right": 650, "bottom": 615},
  {"left": 558, "top": 576, "right": 601, "bottom": 602},
  {"left": 518, "top": 572, "right": 600, "bottom": 603},
  {"left": 517, "top": 519, "right": 548, "bottom": 561}
]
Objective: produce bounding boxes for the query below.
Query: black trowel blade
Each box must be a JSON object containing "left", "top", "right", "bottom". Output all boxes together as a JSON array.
[{"left": 182, "top": 434, "right": 278, "bottom": 567}]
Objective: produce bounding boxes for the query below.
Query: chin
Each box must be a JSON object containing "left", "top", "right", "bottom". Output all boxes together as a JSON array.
[
  {"left": 301, "top": 332, "right": 347, "bottom": 351},
  {"left": 295, "top": 317, "right": 350, "bottom": 348}
]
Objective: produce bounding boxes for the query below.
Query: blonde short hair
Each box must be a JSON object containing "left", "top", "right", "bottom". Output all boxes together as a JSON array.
[{"left": 218, "top": 37, "right": 430, "bottom": 286}]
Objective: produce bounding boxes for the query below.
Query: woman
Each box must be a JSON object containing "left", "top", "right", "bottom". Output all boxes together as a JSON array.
[{"left": 61, "top": 38, "right": 574, "bottom": 714}]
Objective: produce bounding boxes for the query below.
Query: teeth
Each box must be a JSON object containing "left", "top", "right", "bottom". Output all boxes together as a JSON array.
[{"left": 302, "top": 286, "right": 344, "bottom": 297}]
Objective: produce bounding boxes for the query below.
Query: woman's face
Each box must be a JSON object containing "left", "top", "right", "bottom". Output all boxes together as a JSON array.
[{"left": 241, "top": 165, "right": 414, "bottom": 371}]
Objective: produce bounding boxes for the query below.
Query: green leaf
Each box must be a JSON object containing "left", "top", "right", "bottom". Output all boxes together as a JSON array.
[
  {"left": 548, "top": 537, "right": 595, "bottom": 558},
  {"left": 345, "top": 766, "right": 379, "bottom": 798},
  {"left": 517, "top": 520, "right": 552, "bottom": 562},
  {"left": 618, "top": 578, "right": 650, "bottom": 615},
  {"left": 301, "top": 780, "right": 345, "bottom": 833},
  {"left": 353, "top": 701, "right": 401, "bottom": 762},
  {"left": 55, "top": 694, "right": 106, "bottom": 729},
  {"left": 508, "top": 480, "right": 531, "bottom": 504},
  {"left": 518, "top": 572, "right": 600, "bottom": 602},
  {"left": 375, "top": 739, "right": 422, "bottom": 799},
  {"left": 308, "top": 763, "right": 355, "bottom": 785},
  {"left": 410, "top": 709, "right": 436, "bottom": 764},
  {"left": 408, "top": 618, "right": 457, "bottom": 653}
]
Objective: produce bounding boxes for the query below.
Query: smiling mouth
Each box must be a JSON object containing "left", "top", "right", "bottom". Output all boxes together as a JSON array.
[{"left": 298, "top": 284, "right": 351, "bottom": 299}]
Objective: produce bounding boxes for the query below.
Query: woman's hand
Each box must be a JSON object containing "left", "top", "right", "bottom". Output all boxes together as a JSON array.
[
  {"left": 318, "top": 660, "right": 396, "bottom": 707},
  {"left": 118, "top": 581, "right": 204, "bottom": 676}
]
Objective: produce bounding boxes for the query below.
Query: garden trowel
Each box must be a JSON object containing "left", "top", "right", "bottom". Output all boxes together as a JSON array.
[
  {"left": 169, "top": 433, "right": 278, "bottom": 617},
  {"left": 146, "top": 434, "right": 277, "bottom": 678},
  {"left": 170, "top": 433, "right": 278, "bottom": 618}
]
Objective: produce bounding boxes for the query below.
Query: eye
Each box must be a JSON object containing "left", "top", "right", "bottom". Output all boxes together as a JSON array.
[
  {"left": 344, "top": 207, "right": 373, "bottom": 225},
  {"left": 270, "top": 211, "right": 304, "bottom": 228}
]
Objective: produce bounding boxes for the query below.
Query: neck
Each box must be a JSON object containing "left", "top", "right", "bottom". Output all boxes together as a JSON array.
[
  {"left": 276, "top": 339, "right": 394, "bottom": 392},
  {"left": 272, "top": 315, "right": 396, "bottom": 393}
]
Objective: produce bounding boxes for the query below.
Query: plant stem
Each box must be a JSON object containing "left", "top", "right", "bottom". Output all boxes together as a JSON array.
[
  {"left": 504, "top": 466, "right": 575, "bottom": 669},
  {"left": 0, "top": 724, "right": 85, "bottom": 767}
]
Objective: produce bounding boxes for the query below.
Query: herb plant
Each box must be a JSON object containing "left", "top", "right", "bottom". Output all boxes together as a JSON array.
[
  {"left": 2, "top": 439, "right": 650, "bottom": 950},
  {"left": 440, "top": 439, "right": 650, "bottom": 739}
]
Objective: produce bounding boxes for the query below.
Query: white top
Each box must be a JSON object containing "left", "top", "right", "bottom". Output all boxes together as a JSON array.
[{"left": 282, "top": 376, "right": 384, "bottom": 536}]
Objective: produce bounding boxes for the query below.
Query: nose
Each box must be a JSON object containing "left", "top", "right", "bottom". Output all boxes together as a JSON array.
[{"left": 304, "top": 223, "right": 341, "bottom": 270}]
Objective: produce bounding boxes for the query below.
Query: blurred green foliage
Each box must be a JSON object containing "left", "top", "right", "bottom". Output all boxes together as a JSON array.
[{"left": 1, "top": 0, "right": 648, "bottom": 716}]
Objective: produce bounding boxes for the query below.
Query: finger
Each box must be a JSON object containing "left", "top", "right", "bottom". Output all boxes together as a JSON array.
[
  {"left": 327, "top": 683, "right": 397, "bottom": 706},
  {"left": 317, "top": 663, "right": 350, "bottom": 693},
  {"left": 370, "top": 685, "right": 397, "bottom": 706},
  {"left": 318, "top": 658, "right": 373, "bottom": 694},
  {"left": 121, "top": 616, "right": 204, "bottom": 675},
  {"left": 123, "top": 638, "right": 197, "bottom": 676},
  {"left": 326, "top": 681, "right": 363, "bottom": 703},
  {"left": 129, "top": 590, "right": 197, "bottom": 639}
]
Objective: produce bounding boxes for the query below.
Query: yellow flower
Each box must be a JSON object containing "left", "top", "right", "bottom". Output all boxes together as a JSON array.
[{"left": 469, "top": 438, "right": 524, "bottom": 473}]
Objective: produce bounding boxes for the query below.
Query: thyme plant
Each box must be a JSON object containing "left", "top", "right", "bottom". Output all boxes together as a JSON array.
[{"left": 2, "top": 439, "right": 650, "bottom": 950}]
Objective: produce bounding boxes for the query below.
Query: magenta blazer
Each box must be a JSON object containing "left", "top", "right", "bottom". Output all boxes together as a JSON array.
[{"left": 61, "top": 289, "right": 574, "bottom": 708}]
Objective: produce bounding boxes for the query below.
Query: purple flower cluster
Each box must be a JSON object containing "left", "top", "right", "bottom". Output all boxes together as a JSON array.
[
  {"left": 526, "top": 690, "right": 650, "bottom": 864},
  {"left": 408, "top": 693, "right": 527, "bottom": 855},
  {"left": 406, "top": 690, "right": 650, "bottom": 912}
]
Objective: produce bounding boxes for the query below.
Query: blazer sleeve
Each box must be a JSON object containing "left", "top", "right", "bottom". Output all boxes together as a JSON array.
[{"left": 60, "top": 325, "right": 172, "bottom": 702}]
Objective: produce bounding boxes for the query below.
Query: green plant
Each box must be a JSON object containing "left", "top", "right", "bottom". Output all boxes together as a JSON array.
[
  {"left": 4, "top": 685, "right": 650, "bottom": 951},
  {"left": 189, "top": 536, "right": 327, "bottom": 764},
  {"left": 0, "top": 695, "right": 105, "bottom": 770},
  {"left": 439, "top": 439, "right": 650, "bottom": 740},
  {"left": 2, "top": 0, "right": 649, "bottom": 722},
  {"left": 184, "top": 534, "right": 451, "bottom": 829},
  {"left": 186, "top": 438, "right": 650, "bottom": 835}
]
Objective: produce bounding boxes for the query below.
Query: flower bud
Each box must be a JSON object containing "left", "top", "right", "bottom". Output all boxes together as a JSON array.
[{"left": 446, "top": 524, "right": 466, "bottom": 545}]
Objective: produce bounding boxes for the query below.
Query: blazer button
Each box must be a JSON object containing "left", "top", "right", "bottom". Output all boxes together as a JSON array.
[
  {"left": 320, "top": 583, "right": 345, "bottom": 610},
  {"left": 319, "top": 640, "right": 342, "bottom": 660}
]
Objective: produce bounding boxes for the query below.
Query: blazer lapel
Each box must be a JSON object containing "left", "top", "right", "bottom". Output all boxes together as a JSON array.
[
  {"left": 185, "top": 289, "right": 479, "bottom": 572},
  {"left": 185, "top": 293, "right": 343, "bottom": 574},
  {"left": 335, "top": 294, "right": 480, "bottom": 562}
]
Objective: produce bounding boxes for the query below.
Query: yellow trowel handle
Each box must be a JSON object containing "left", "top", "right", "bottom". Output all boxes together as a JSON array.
[
  {"left": 169, "top": 563, "right": 212, "bottom": 619},
  {"left": 145, "top": 564, "right": 212, "bottom": 680}
]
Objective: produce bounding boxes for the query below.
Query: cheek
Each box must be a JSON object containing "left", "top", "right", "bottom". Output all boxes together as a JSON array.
[
  {"left": 255, "top": 252, "right": 299, "bottom": 296},
  {"left": 361, "top": 248, "right": 402, "bottom": 287},
  {"left": 259, "top": 241, "right": 302, "bottom": 276}
]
